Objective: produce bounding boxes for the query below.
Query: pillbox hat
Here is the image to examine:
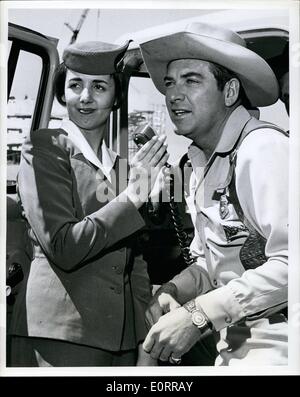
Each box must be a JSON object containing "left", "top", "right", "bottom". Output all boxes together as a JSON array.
[{"left": 63, "top": 40, "right": 130, "bottom": 75}]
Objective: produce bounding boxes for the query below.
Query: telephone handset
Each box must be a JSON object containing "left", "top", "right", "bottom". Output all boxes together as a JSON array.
[{"left": 133, "top": 124, "right": 195, "bottom": 267}]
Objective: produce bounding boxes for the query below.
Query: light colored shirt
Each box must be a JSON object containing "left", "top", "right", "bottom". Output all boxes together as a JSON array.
[{"left": 171, "top": 106, "right": 288, "bottom": 333}]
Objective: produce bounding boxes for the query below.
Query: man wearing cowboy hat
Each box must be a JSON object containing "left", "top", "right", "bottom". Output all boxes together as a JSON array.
[{"left": 139, "top": 22, "right": 288, "bottom": 365}]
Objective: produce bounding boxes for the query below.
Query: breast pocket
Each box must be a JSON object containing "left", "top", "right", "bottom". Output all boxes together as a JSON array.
[{"left": 213, "top": 186, "right": 267, "bottom": 270}]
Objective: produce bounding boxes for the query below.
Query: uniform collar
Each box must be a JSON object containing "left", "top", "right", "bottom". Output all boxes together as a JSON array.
[
  {"left": 60, "top": 118, "right": 117, "bottom": 182},
  {"left": 188, "top": 105, "right": 252, "bottom": 165}
]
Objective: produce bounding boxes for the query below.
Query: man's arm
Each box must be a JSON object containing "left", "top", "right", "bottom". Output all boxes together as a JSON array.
[
  {"left": 145, "top": 171, "right": 213, "bottom": 327},
  {"left": 145, "top": 239, "right": 213, "bottom": 328},
  {"left": 195, "top": 128, "right": 288, "bottom": 331},
  {"left": 143, "top": 128, "right": 288, "bottom": 359}
]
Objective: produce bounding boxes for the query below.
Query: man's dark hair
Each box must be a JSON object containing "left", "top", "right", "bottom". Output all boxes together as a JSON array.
[
  {"left": 53, "top": 62, "right": 123, "bottom": 110},
  {"left": 209, "top": 62, "right": 251, "bottom": 108}
]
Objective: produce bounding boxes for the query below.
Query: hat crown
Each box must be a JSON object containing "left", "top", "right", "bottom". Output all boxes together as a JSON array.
[
  {"left": 186, "top": 22, "right": 246, "bottom": 47},
  {"left": 140, "top": 22, "right": 279, "bottom": 107},
  {"left": 65, "top": 41, "right": 122, "bottom": 55},
  {"left": 62, "top": 40, "right": 130, "bottom": 75}
]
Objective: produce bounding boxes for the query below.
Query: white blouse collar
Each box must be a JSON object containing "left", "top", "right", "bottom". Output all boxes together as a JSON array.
[{"left": 60, "top": 118, "right": 117, "bottom": 182}]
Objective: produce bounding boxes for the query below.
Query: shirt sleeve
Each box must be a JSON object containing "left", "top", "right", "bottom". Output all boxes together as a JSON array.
[
  {"left": 195, "top": 129, "right": 288, "bottom": 331},
  {"left": 18, "top": 129, "right": 145, "bottom": 271}
]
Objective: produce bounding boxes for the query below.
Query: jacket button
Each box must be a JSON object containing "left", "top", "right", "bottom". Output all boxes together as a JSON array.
[
  {"left": 225, "top": 316, "right": 232, "bottom": 324},
  {"left": 213, "top": 279, "right": 218, "bottom": 286},
  {"left": 114, "top": 286, "right": 122, "bottom": 294},
  {"left": 112, "top": 265, "right": 123, "bottom": 274},
  {"left": 115, "top": 266, "right": 123, "bottom": 275}
]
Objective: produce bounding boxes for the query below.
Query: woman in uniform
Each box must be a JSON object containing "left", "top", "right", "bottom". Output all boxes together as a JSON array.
[{"left": 9, "top": 40, "right": 167, "bottom": 366}]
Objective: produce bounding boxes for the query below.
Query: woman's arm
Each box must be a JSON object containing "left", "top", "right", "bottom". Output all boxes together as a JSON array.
[{"left": 18, "top": 129, "right": 145, "bottom": 271}]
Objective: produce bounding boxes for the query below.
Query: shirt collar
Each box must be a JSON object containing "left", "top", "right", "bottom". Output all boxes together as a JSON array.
[
  {"left": 188, "top": 105, "right": 252, "bottom": 164},
  {"left": 60, "top": 118, "right": 117, "bottom": 182},
  {"left": 213, "top": 105, "right": 252, "bottom": 154}
]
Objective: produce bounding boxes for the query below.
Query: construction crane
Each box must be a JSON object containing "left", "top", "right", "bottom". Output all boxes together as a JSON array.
[{"left": 65, "top": 9, "right": 89, "bottom": 44}]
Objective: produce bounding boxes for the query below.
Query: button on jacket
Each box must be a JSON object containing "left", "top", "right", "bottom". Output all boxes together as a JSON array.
[
  {"left": 171, "top": 106, "right": 288, "bottom": 364},
  {"left": 10, "top": 120, "right": 151, "bottom": 352}
]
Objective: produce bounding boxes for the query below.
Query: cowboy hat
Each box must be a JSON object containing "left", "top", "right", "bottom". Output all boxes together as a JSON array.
[
  {"left": 139, "top": 22, "right": 279, "bottom": 107},
  {"left": 63, "top": 40, "right": 130, "bottom": 75}
]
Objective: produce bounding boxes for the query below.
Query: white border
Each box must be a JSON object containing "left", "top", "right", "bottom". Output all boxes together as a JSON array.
[
  {"left": 1, "top": 0, "right": 299, "bottom": 377},
  {"left": 288, "top": 0, "right": 300, "bottom": 374}
]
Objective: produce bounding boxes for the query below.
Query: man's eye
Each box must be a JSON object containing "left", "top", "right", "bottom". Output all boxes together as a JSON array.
[
  {"left": 164, "top": 80, "right": 174, "bottom": 88},
  {"left": 186, "top": 78, "right": 200, "bottom": 85}
]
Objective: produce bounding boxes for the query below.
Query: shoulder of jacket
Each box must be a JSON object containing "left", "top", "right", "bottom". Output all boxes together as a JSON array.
[{"left": 27, "top": 128, "right": 70, "bottom": 149}]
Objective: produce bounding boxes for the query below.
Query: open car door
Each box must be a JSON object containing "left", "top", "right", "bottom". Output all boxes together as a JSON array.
[{"left": 6, "top": 23, "right": 59, "bottom": 362}]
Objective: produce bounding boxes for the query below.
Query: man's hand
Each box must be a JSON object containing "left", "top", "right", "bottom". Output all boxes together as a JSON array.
[
  {"left": 136, "top": 343, "right": 158, "bottom": 366},
  {"left": 145, "top": 283, "right": 180, "bottom": 328},
  {"left": 143, "top": 306, "right": 201, "bottom": 362}
]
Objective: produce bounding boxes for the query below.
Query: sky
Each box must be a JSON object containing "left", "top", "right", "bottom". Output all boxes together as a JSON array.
[{"left": 8, "top": 8, "right": 213, "bottom": 55}]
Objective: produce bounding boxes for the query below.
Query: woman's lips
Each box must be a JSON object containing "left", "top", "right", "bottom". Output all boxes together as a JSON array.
[{"left": 78, "top": 108, "right": 96, "bottom": 114}]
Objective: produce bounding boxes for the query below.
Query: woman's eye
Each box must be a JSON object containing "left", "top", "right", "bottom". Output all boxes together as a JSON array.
[
  {"left": 94, "top": 84, "right": 105, "bottom": 91},
  {"left": 69, "top": 82, "right": 81, "bottom": 90}
]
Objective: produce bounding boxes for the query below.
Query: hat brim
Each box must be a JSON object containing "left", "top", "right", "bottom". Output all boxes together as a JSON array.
[{"left": 140, "top": 32, "right": 279, "bottom": 107}]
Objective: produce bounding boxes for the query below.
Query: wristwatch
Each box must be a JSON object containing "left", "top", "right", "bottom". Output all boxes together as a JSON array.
[{"left": 183, "top": 299, "right": 212, "bottom": 333}]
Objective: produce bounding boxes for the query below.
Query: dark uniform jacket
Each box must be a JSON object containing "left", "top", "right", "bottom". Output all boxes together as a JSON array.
[{"left": 10, "top": 124, "right": 151, "bottom": 352}]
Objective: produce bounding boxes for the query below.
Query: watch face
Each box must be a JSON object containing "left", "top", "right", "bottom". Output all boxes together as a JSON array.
[{"left": 192, "top": 311, "right": 208, "bottom": 328}]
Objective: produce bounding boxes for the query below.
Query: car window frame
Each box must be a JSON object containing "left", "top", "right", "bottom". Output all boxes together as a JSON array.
[{"left": 8, "top": 23, "right": 59, "bottom": 132}]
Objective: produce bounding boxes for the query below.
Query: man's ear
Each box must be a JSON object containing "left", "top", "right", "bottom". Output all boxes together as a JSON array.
[
  {"left": 62, "top": 94, "right": 66, "bottom": 102},
  {"left": 224, "top": 78, "right": 240, "bottom": 107}
]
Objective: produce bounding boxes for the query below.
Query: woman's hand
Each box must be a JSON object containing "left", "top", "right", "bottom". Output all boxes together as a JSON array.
[
  {"left": 126, "top": 135, "right": 169, "bottom": 208},
  {"left": 145, "top": 283, "right": 181, "bottom": 329}
]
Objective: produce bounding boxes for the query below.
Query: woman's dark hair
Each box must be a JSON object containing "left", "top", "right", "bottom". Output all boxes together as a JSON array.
[
  {"left": 53, "top": 62, "right": 123, "bottom": 110},
  {"left": 208, "top": 62, "right": 252, "bottom": 109}
]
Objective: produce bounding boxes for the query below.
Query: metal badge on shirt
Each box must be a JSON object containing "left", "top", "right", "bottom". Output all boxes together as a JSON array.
[{"left": 216, "top": 188, "right": 230, "bottom": 219}]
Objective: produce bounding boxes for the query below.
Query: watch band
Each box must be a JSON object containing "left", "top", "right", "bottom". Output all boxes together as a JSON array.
[
  {"left": 183, "top": 299, "right": 212, "bottom": 332},
  {"left": 183, "top": 299, "right": 198, "bottom": 314}
]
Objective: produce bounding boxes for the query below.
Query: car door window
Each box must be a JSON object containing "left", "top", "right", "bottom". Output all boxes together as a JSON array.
[{"left": 7, "top": 45, "right": 42, "bottom": 182}]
